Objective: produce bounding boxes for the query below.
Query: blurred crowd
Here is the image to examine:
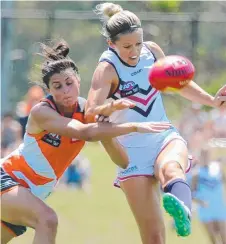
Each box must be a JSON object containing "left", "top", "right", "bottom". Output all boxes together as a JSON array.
[
  {"left": 179, "top": 102, "right": 226, "bottom": 160},
  {"left": 177, "top": 103, "right": 226, "bottom": 244},
  {"left": 1, "top": 85, "right": 45, "bottom": 157}
]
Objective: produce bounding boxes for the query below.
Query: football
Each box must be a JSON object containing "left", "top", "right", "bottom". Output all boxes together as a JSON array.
[{"left": 148, "top": 55, "right": 195, "bottom": 91}]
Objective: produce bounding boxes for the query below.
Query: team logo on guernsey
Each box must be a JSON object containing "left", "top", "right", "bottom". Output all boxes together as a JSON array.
[
  {"left": 120, "top": 81, "right": 139, "bottom": 97},
  {"left": 42, "top": 133, "right": 61, "bottom": 147}
]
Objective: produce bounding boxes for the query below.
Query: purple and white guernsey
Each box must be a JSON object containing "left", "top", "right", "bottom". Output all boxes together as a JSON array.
[{"left": 99, "top": 43, "right": 171, "bottom": 148}]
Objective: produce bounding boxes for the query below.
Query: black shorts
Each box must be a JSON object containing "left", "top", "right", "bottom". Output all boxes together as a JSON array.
[{"left": 1, "top": 168, "right": 27, "bottom": 236}]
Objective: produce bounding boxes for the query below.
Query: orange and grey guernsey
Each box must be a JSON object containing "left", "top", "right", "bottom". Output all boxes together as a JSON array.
[{"left": 1, "top": 95, "right": 86, "bottom": 200}]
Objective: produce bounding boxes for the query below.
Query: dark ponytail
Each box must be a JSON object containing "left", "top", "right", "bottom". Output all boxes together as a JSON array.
[{"left": 40, "top": 40, "right": 78, "bottom": 88}]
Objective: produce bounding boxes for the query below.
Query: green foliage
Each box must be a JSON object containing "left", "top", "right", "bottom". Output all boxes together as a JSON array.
[
  {"left": 146, "top": 0, "right": 182, "bottom": 12},
  {"left": 203, "top": 72, "right": 226, "bottom": 95},
  {"left": 2, "top": 1, "right": 226, "bottom": 116}
]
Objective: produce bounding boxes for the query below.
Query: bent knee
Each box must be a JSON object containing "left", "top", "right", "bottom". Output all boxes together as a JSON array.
[
  {"left": 162, "top": 161, "right": 185, "bottom": 180},
  {"left": 156, "top": 161, "right": 186, "bottom": 187}
]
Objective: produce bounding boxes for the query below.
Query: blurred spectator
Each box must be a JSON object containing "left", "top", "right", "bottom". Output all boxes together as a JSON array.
[
  {"left": 16, "top": 85, "right": 45, "bottom": 136},
  {"left": 210, "top": 107, "right": 226, "bottom": 138},
  {"left": 191, "top": 150, "right": 226, "bottom": 244},
  {"left": 188, "top": 129, "right": 204, "bottom": 160},
  {"left": 3, "top": 121, "right": 23, "bottom": 157},
  {"left": 179, "top": 103, "right": 209, "bottom": 144},
  {"left": 61, "top": 153, "right": 91, "bottom": 193},
  {"left": 1, "top": 112, "right": 23, "bottom": 157}
]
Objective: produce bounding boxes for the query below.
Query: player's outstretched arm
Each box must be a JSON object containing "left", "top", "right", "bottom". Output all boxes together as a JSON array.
[
  {"left": 30, "top": 103, "right": 171, "bottom": 142},
  {"left": 179, "top": 82, "right": 226, "bottom": 108},
  {"left": 146, "top": 41, "right": 226, "bottom": 109}
]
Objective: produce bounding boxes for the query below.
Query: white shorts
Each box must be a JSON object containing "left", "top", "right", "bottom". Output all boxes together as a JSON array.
[{"left": 114, "top": 128, "right": 191, "bottom": 188}]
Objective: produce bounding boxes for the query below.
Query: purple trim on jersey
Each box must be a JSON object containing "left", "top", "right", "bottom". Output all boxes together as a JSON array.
[
  {"left": 185, "top": 158, "right": 192, "bottom": 174},
  {"left": 111, "top": 94, "right": 119, "bottom": 101},
  {"left": 116, "top": 89, "right": 157, "bottom": 106},
  {"left": 114, "top": 174, "right": 154, "bottom": 188},
  {"left": 131, "top": 97, "right": 157, "bottom": 117},
  {"left": 139, "top": 86, "right": 153, "bottom": 95},
  {"left": 108, "top": 47, "right": 140, "bottom": 68},
  {"left": 112, "top": 89, "right": 158, "bottom": 117},
  {"left": 99, "top": 59, "right": 121, "bottom": 98},
  {"left": 115, "top": 85, "right": 153, "bottom": 97}
]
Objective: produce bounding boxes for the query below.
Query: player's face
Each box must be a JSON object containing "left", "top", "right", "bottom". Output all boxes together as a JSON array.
[
  {"left": 110, "top": 29, "right": 143, "bottom": 66},
  {"left": 49, "top": 70, "right": 80, "bottom": 107}
]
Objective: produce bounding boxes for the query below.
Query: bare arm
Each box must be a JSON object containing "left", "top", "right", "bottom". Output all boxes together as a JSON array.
[
  {"left": 29, "top": 103, "right": 137, "bottom": 142},
  {"left": 29, "top": 103, "right": 170, "bottom": 168},
  {"left": 178, "top": 81, "right": 215, "bottom": 107},
  {"left": 145, "top": 41, "right": 165, "bottom": 60},
  {"left": 146, "top": 41, "right": 226, "bottom": 108},
  {"left": 85, "top": 62, "right": 118, "bottom": 120},
  {"left": 179, "top": 83, "right": 226, "bottom": 108},
  {"left": 85, "top": 61, "right": 131, "bottom": 167}
]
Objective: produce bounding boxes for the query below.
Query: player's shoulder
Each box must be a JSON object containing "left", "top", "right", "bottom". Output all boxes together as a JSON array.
[
  {"left": 30, "top": 102, "right": 49, "bottom": 117},
  {"left": 95, "top": 59, "right": 118, "bottom": 81},
  {"left": 99, "top": 48, "right": 117, "bottom": 63},
  {"left": 144, "top": 41, "right": 165, "bottom": 60}
]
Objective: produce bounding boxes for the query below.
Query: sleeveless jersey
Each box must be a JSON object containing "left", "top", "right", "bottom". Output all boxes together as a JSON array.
[
  {"left": 1, "top": 95, "right": 86, "bottom": 198},
  {"left": 99, "top": 44, "right": 171, "bottom": 147}
]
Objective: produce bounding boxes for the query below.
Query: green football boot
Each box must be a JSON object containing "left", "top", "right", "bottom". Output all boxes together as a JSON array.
[{"left": 163, "top": 193, "right": 191, "bottom": 237}]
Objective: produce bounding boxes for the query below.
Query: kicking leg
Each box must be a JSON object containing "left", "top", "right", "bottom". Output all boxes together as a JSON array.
[{"left": 155, "top": 139, "right": 192, "bottom": 237}]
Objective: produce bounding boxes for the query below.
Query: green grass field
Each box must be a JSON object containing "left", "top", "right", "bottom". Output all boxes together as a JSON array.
[{"left": 11, "top": 142, "right": 213, "bottom": 244}]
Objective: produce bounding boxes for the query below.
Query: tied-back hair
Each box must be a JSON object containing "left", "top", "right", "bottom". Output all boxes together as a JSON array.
[
  {"left": 38, "top": 40, "right": 78, "bottom": 88},
  {"left": 94, "top": 2, "right": 142, "bottom": 42}
]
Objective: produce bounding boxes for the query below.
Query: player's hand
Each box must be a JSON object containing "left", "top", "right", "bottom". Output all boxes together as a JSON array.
[
  {"left": 213, "top": 85, "right": 226, "bottom": 108},
  {"left": 97, "top": 99, "right": 135, "bottom": 117},
  {"left": 95, "top": 115, "right": 110, "bottom": 122},
  {"left": 135, "top": 122, "right": 172, "bottom": 133}
]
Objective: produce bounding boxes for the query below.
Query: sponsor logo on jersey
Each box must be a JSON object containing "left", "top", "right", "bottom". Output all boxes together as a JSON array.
[
  {"left": 42, "top": 133, "right": 61, "bottom": 147},
  {"left": 120, "top": 81, "right": 139, "bottom": 97},
  {"left": 131, "top": 69, "right": 143, "bottom": 76}
]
